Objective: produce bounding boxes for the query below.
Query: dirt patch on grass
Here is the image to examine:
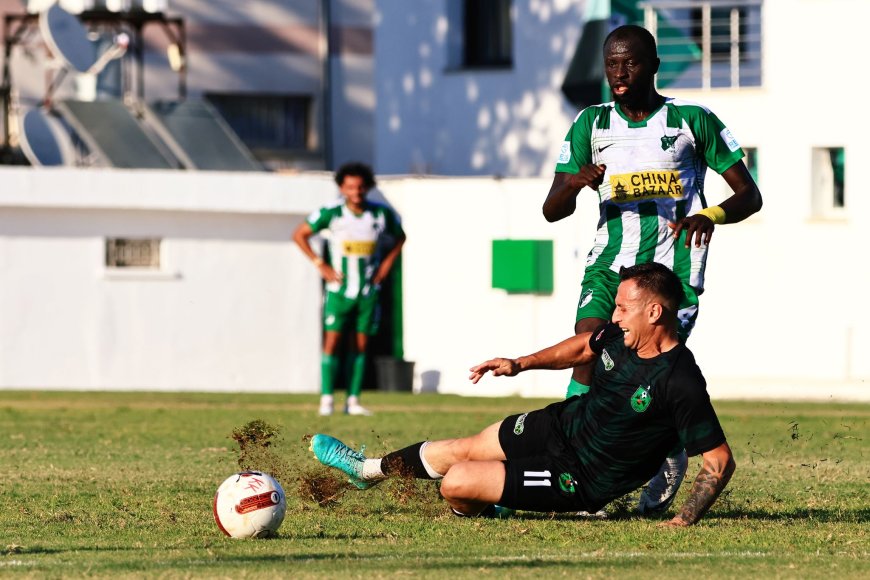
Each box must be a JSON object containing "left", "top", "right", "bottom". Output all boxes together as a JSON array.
[{"left": 297, "top": 468, "right": 347, "bottom": 507}]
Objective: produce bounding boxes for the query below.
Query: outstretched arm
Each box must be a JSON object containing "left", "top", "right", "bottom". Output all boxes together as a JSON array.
[
  {"left": 662, "top": 442, "right": 735, "bottom": 527},
  {"left": 469, "top": 332, "right": 598, "bottom": 384},
  {"left": 542, "top": 166, "right": 606, "bottom": 222}
]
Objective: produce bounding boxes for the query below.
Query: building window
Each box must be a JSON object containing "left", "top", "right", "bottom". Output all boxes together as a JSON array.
[
  {"left": 205, "top": 93, "right": 311, "bottom": 152},
  {"left": 640, "top": 0, "right": 762, "bottom": 89},
  {"left": 691, "top": 5, "right": 747, "bottom": 61},
  {"left": 743, "top": 146, "right": 758, "bottom": 183},
  {"left": 106, "top": 238, "right": 161, "bottom": 269},
  {"left": 464, "top": 0, "right": 512, "bottom": 68},
  {"left": 811, "top": 147, "right": 846, "bottom": 218},
  {"left": 447, "top": 0, "right": 513, "bottom": 70}
]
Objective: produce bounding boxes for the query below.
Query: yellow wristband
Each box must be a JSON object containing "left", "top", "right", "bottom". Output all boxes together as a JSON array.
[
  {"left": 312, "top": 257, "right": 324, "bottom": 266},
  {"left": 696, "top": 206, "right": 726, "bottom": 225}
]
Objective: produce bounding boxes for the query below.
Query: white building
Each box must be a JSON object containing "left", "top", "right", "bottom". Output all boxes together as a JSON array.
[{"left": 0, "top": 0, "right": 868, "bottom": 401}]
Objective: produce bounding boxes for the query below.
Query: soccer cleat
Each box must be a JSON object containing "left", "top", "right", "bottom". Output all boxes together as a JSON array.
[
  {"left": 344, "top": 403, "right": 373, "bottom": 416},
  {"left": 309, "top": 433, "right": 375, "bottom": 489},
  {"left": 637, "top": 449, "right": 688, "bottom": 515}
]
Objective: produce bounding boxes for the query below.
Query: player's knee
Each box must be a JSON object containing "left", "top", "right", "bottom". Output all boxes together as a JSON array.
[
  {"left": 441, "top": 437, "right": 475, "bottom": 464},
  {"left": 440, "top": 464, "right": 474, "bottom": 502}
]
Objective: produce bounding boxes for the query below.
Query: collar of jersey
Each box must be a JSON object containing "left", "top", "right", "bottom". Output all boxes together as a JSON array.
[
  {"left": 344, "top": 202, "right": 369, "bottom": 217},
  {"left": 614, "top": 101, "right": 665, "bottom": 128}
]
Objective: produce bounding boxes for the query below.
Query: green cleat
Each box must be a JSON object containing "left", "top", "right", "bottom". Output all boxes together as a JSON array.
[{"left": 309, "top": 433, "right": 376, "bottom": 490}]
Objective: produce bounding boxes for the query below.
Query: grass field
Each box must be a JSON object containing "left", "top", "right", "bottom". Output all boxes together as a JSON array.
[{"left": 1, "top": 391, "right": 867, "bottom": 578}]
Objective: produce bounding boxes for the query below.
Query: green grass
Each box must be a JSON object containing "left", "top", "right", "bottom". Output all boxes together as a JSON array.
[{"left": 0, "top": 391, "right": 867, "bottom": 578}]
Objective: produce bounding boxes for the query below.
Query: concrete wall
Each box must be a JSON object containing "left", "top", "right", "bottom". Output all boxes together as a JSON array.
[
  {"left": 380, "top": 175, "right": 868, "bottom": 402},
  {"left": 1, "top": 167, "right": 867, "bottom": 401},
  {"left": 0, "top": 167, "right": 337, "bottom": 391},
  {"left": 373, "top": 0, "right": 586, "bottom": 176}
]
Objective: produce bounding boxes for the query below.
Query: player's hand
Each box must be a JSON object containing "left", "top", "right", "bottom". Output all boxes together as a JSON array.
[
  {"left": 668, "top": 214, "right": 715, "bottom": 248},
  {"left": 317, "top": 263, "right": 343, "bottom": 283},
  {"left": 571, "top": 164, "right": 607, "bottom": 191},
  {"left": 468, "top": 358, "right": 520, "bottom": 384},
  {"left": 659, "top": 516, "right": 690, "bottom": 528}
]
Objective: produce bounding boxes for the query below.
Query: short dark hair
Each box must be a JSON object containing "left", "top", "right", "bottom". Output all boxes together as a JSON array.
[
  {"left": 335, "top": 162, "right": 376, "bottom": 189},
  {"left": 619, "top": 262, "right": 684, "bottom": 313},
  {"left": 603, "top": 24, "right": 658, "bottom": 60}
]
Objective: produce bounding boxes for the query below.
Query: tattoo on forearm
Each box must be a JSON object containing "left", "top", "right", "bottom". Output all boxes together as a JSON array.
[{"left": 676, "top": 465, "right": 730, "bottom": 525}]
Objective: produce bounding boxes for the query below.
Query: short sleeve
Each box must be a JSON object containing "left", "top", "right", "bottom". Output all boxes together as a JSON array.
[
  {"left": 683, "top": 106, "right": 744, "bottom": 174},
  {"left": 664, "top": 351, "right": 726, "bottom": 456},
  {"left": 306, "top": 207, "right": 331, "bottom": 233},
  {"left": 555, "top": 107, "right": 595, "bottom": 174},
  {"left": 589, "top": 322, "right": 624, "bottom": 355},
  {"left": 383, "top": 206, "right": 405, "bottom": 238}
]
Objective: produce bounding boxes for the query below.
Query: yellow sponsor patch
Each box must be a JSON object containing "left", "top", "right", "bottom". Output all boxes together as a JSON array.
[
  {"left": 609, "top": 170, "right": 684, "bottom": 202},
  {"left": 342, "top": 240, "right": 376, "bottom": 256}
]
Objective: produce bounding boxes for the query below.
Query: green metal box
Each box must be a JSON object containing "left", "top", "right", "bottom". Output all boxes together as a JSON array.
[{"left": 491, "top": 239, "right": 554, "bottom": 294}]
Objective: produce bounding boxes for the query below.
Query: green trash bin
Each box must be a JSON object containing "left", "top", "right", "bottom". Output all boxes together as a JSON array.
[{"left": 375, "top": 357, "right": 415, "bottom": 392}]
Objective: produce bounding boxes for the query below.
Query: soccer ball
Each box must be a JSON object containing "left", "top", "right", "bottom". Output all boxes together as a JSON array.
[{"left": 213, "top": 471, "right": 287, "bottom": 538}]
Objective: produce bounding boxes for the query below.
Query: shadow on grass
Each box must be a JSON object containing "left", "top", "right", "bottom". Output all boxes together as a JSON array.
[
  {"left": 707, "top": 506, "right": 870, "bottom": 523},
  {"left": 5, "top": 545, "right": 141, "bottom": 556}
]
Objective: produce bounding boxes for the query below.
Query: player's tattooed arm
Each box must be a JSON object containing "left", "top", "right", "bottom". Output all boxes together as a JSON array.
[{"left": 663, "top": 442, "right": 735, "bottom": 527}]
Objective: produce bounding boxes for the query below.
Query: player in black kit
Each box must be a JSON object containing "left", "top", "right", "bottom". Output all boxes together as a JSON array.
[{"left": 310, "top": 262, "right": 735, "bottom": 526}]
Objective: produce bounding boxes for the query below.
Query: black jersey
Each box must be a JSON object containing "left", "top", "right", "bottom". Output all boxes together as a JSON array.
[{"left": 556, "top": 323, "right": 726, "bottom": 511}]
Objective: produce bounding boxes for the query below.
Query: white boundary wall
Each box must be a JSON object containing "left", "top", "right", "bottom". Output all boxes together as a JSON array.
[
  {"left": 0, "top": 167, "right": 868, "bottom": 401},
  {"left": 0, "top": 168, "right": 336, "bottom": 392}
]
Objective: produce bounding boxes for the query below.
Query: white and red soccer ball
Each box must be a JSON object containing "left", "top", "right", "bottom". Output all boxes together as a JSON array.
[{"left": 213, "top": 471, "right": 286, "bottom": 538}]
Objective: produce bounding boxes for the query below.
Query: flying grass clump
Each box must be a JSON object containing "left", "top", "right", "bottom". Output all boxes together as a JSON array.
[{"left": 230, "top": 419, "right": 293, "bottom": 485}]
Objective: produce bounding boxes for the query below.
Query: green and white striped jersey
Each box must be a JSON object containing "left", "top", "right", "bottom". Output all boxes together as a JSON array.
[
  {"left": 307, "top": 200, "right": 404, "bottom": 299},
  {"left": 555, "top": 98, "right": 744, "bottom": 292}
]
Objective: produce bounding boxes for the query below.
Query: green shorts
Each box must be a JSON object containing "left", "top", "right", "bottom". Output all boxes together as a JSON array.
[
  {"left": 323, "top": 289, "right": 381, "bottom": 336},
  {"left": 575, "top": 267, "right": 700, "bottom": 342}
]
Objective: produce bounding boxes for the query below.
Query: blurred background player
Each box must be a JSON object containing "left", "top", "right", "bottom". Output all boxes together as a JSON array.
[
  {"left": 543, "top": 25, "right": 761, "bottom": 512},
  {"left": 293, "top": 162, "right": 406, "bottom": 416}
]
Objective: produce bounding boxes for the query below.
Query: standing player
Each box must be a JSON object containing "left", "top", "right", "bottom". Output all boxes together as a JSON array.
[
  {"left": 544, "top": 25, "right": 761, "bottom": 512},
  {"left": 293, "top": 162, "right": 406, "bottom": 416}
]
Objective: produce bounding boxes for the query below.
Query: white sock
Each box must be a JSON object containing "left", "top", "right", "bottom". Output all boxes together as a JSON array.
[
  {"left": 320, "top": 394, "right": 333, "bottom": 406},
  {"left": 347, "top": 395, "right": 360, "bottom": 407},
  {"left": 362, "top": 458, "right": 385, "bottom": 480},
  {"left": 419, "top": 441, "right": 444, "bottom": 479}
]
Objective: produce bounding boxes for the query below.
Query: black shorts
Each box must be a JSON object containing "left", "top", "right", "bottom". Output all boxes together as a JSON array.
[{"left": 497, "top": 401, "right": 589, "bottom": 512}]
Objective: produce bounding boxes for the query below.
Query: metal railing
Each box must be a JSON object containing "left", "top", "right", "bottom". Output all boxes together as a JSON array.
[{"left": 638, "top": 0, "right": 763, "bottom": 90}]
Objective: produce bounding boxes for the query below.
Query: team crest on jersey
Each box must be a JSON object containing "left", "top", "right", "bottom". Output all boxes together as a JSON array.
[
  {"left": 558, "top": 472, "right": 577, "bottom": 494},
  {"left": 660, "top": 135, "right": 678, "bottom": 152},
  {"left": 579, "top": 289, "right": 594, "bottom": 309},
  {"left": 631, "top": 386, "right": 652, "bottom": 412},
  {"left": 601, "top": 349, "right": 614, "bottom": 371}
]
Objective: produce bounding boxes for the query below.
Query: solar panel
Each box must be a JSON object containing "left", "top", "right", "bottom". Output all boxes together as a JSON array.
[
  {"left": 146, "top": 101, "right": 263, "bottom": 172},
  {"left": 56, "top": 99, "right": 179, "bottom": 169}
]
